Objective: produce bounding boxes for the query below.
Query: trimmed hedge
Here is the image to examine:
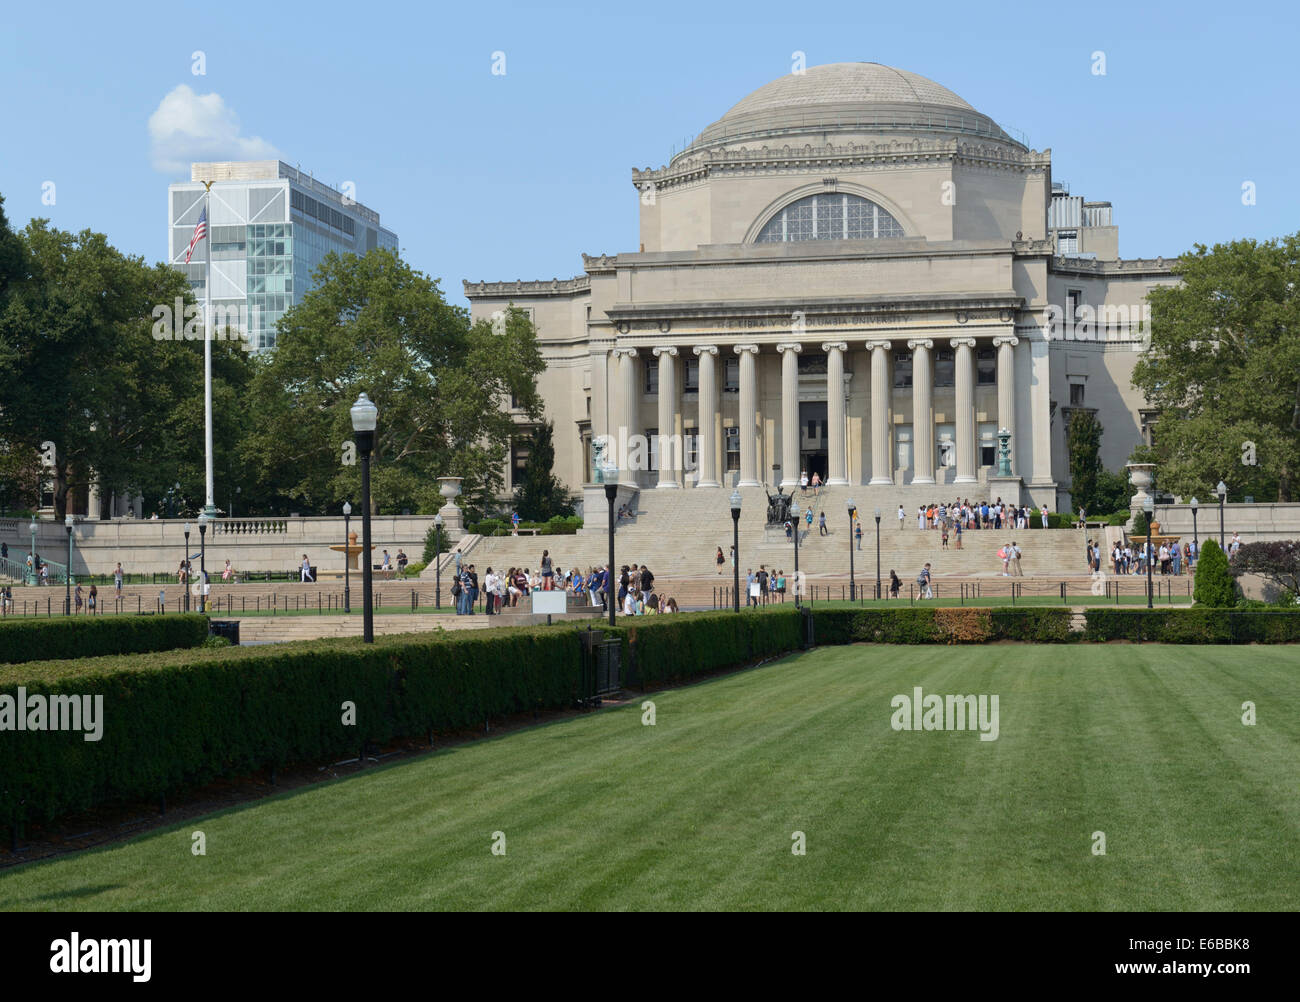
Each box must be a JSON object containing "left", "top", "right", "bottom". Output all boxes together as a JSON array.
[
  {"left": 810, "top": 607, "right": 1075, "bottom": 644},
  {"left": 1194, "top": 539, "right": 1238, "bottom": 607},
  {"left": 0, "top": 626, "right": 587, "bottom": 831},
  {"left": 606, "top": 609, "right": 804, "bottom": 686},
  {"left": 1083, "top": 608, "right": 1300, "bottom": 643},
  {"left": 468, "top": 516, "right": 584, "bottom": 537},
  {"left": 0, "top": 614, "right": 209, "bottom": 665}
]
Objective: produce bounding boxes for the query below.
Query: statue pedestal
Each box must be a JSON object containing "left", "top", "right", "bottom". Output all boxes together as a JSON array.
[
  {"left": 438, "top": 503, "right": 466, "bottom": 542},
  {"left": 986, "top": 476, "right": 1023, "bottom": 505}
]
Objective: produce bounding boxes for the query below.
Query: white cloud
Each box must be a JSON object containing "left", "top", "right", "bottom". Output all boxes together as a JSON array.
[{"left": 148, "top": 84, "right": 280, "bottom": 173}]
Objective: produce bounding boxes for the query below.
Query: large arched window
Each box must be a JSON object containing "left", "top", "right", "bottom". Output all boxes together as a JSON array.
[{"left": 755, "top": 193, "right": 905, "bottom": 243}]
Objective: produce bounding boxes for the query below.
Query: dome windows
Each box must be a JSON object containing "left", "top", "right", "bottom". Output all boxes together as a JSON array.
[{"left": 755, "top": 193, "right": 904, "bottom": 243}]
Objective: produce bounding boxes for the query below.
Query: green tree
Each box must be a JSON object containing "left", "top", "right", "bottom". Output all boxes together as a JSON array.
[
  {"left": 511, "top": 420, "right": 575, "bottom": 520},
  {"left": 1092, "top": 469, "right": 1131, "bottom": 515},
  {"left": 1067, "top": 411, "right": 1103, "bottom": 514},
  {"left": 0, "top": 218, "right": 249, "bottom": 517},
  {"left": 1193, "top": 539, "right": 1237, "bottom": 607},
  {"left": 1134, "top": 235, "right": 1300, "bottom": 501},
  {"left": 241, "top": 249, "right": 544, "bottom": 514}
]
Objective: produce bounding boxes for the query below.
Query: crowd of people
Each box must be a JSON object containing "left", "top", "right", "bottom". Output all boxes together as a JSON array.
[
  {"left": 450, "top": 550, "right": 678, "bottom": 616},
  {"left": 901, "top": 499, "right": 1045, "bottom": 535}
]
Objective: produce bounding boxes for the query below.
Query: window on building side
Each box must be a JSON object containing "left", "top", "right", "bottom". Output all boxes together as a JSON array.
[
  {"left": 755, "top": 193, "right": 905, "bottom": 243},
  {"left": 894, "top": 351, "right": 912, "bottom": 388},
  {"left": 1070, "top": 383, "right": 1086, "bottom": 406},
  {"left": 976, "top": 348, "right": 996, "bottom": 385},
  {"left": 725, "top": 427, "right": 740, "bottom": 471},
  {"left": 684, "top": 358, "right": 699, "bottom": 392},
  {"left": 723, "top": 358, "right": 739, "bottom": 392},
  {"left": 645, "top": 364, "right": 658, "bottom": 395},
  {"left": 934, "top": 350, "right": 955, "bottom": 388}
]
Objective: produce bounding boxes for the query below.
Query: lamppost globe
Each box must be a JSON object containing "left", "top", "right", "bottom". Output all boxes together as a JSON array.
[
  {"left": 64, "top": 513, "right": 74, "bottom": 615},
  {"left": 729, "top": 490, "right": 742, "bottom": 614},
  {"left": 604, "top": 465, "right": 619, "bottom": 626},
  {"left": 350, "top": 392, "right": 379, "bottom": 643},
  {"left": 1216, "top": 481, "right": 1227, "bottom": 551},
  {"left": 1189, "top": 497, "right": 1198, "bottom": 512},
  {"left": 343, "top": 502, "right": 352, "bottom": 516},
  {"left": 1216, "top": 481, "right": 1227, "bottom": 500}
]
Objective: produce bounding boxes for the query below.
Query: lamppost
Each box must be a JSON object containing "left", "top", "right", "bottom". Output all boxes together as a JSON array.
[
  {"left": 183, "top": 521, "right": 191, "bottom": 613},
  {"left": 350, "top": 392, "right": 379, "bottom": 643},
  {"left": 605, "top": 465, "right": 619, "bottom": 627},
  {"left": 343, "top": 502, "right": 353, "bottom": 613},
  {"left": 1144, "top": 495, "right": 1154, "bottom": 609},
  {"left": 874, "top": 507, "right": 882, "bottom": 600},
  {"left": 1189, "top": 496, "right": 1199, "bottom": 556},
  {"left": 431, "top": 511, "right": 440, "bottom": 610},
  {"left": 198, "top": 512, "right": 208, "bottom": 612},
  {"left": 1216, "top": 480, "right": 1227, "bottom": 552},
  {"left": 28, "top": 516, "right": 36, "bottom": 586},
  {"left": 64, "top": 513, "right": 74, "bottom": 615},
  {"left": 790, "top": 499, "right": 801, "bottom": 609},
  {"left": 847, "top": 498, "right": 857, "bottom": 601},
  {"left": 730, "top": 490, "right": 741, "bottom": 613}
]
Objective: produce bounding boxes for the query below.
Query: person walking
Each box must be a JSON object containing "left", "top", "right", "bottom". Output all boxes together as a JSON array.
[
  {"left": 484, "top": 567, "right": 497, "bottom": 615},
  {"left": 954, "top": 519, "right": 963, "bottom": 549},
  {"left": 855, "top": 520, "right": 863, "bottom": 550},
  {"left": 88, "top": 584, "right": 97, "bottom": 614},
  {"left": 800, "top": 470, "right": 809, "bottom": 494},
  {"left": 818, "top": 511, "right": 828, "bottom": 536},
  {"left": 1040, "top": 505, "right": 1050, "bottom": 529},
  {"left": 1012, "top": 541, "right": 1023, "bottom": 576},
  {"left": 917, "top": 563, "right": 933, "bottom": 600},
  {"left": 74, "top": 584, "right": 84, "bottom": 614},
  {"left": 746, "top": 568, "right": 756, "bottom": 608},
  {"left": 805, "top": 507, "right": 813, "bottom": 532},
  {"left": 716, "top": 546, "right": 726, "bottom": 574},
  {"left": 114, "top": 562, "right": 124, "bottom": 599},
  {"left": 1000, "top": 543, "right": 1011, "bottom": 576},
  {"left": 810, "top": 471, "right": 822, "bottom": 497},
  {"left": 898, "top": 505, "right": 905, "bottom": 530},
  {"left": 300, "top": 554, "right": 314, "bottom": 583}
]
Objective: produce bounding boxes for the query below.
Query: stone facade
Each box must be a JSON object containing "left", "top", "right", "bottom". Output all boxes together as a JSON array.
[{"left": 465, "top": 62, "right": 1178, "bottom": 511}]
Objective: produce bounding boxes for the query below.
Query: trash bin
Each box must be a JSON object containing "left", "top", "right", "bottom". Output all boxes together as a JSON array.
[{"left": 209, "top": 620, "right": 241, "bottom": 645}]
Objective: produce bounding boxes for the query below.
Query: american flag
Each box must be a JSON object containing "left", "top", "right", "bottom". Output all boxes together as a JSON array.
[{"left": 184, "top": 206, "right": 207, "bottom": 264}]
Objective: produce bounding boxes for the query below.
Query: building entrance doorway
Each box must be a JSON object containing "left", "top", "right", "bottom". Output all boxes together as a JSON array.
[{"left": 799, "top": 401, "right": 829, "bottom": 484}]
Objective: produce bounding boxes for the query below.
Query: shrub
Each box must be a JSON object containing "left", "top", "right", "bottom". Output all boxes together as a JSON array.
[
  {"left": 1083, "top": 608, "right": 1300, "bottom": 643},
  {"left": 1194, "top": 539, "right": 1237, "bottom": 607},
  {"left": 990, "top": 607, "right": 1074, "bottom": 642},
  {"left": 933, "top": 608, "right": 994, "bottom": 644},
  {"left": 609, "top": 609, "right": 803, "bottom": 686},
  {"left": 0, "top": 625, "right": 587, "bottom": 831},
  {"left": 0, "top": 614, "right": 209, "bottom": 665},
  {"left": 468, "top": 519, "right": 508, "bottom": 537},
  {"left": 403, "top": 561, "right": 427, "bottom": 577}
]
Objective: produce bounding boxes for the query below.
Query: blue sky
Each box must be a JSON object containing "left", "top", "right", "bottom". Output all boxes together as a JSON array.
[{"left": 1, "top": 0, "right": 1296, "bottom": 308}]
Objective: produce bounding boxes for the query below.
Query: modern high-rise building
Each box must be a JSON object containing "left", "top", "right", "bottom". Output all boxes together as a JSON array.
[{"left": 168, "top": 161, "right": 399, "bottom": 350}]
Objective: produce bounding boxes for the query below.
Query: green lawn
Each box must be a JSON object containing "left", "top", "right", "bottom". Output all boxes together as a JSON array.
[{"left": 2, "top": 644, "right": 1296, "bottom": 910}]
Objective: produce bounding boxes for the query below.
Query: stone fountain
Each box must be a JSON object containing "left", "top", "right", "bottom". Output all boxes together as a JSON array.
[{"left": 329, "top": 530, "right": 371, "bottom": 570}]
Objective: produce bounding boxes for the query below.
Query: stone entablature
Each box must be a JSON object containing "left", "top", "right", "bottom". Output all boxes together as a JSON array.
[
  {"left": 632, "top": 138, "right": 1052, "bottom": 193},
  {"left": 1048, "top": 255, "right": 1177, "bottom": 277},
  {"left": 463, "top": 275, "right": 591, "bottom": 298}
]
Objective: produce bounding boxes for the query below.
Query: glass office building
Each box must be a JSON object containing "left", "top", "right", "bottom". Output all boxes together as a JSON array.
[{"left": 168, "top": 161, "right": 399, "bottom": 350}]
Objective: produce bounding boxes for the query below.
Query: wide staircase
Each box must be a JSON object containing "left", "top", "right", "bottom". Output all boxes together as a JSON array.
[{"left": 460, "top": 485, "right": 1110, "bottom": 607}]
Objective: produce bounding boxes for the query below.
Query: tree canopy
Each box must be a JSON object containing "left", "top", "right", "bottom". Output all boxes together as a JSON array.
[
  {"left": 1134, "top": 234, "right": 1300, "bottom": 501},
  {"left": 241, "top": 249, "right": 544, "bottom": 515}
]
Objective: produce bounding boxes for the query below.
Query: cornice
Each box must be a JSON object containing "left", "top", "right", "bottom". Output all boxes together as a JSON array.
[
  {"left": 1048, "top": 255, "right": 1178, "bottom": 278},
  {"left": 464, "top": 274, "right": 590, "bottom": 298},
  {"left": 605, "top": 291, "right": 1024, "bottom": 322},
  {"left": 632, "top": 138, "right": 1050, "bottom": 192}
]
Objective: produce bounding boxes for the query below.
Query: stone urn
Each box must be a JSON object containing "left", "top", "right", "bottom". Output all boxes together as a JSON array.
[
  {"left": 1126, "top": 462, "right": 1155, "bottom": 506},
  {"left": 437, "top": 477, "right": 463, "bottom": 505}
]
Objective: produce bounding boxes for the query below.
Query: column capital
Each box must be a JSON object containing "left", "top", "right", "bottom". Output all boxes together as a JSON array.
[
  {"left": 775, "top": 342, "right": 803, "bottom": 354},
  {"left": 949, "top": 337, "right": 978, "bottom": 350},
  {"left": 692, "top": 344, "right": 719, "bottom": 357},
  {"left": 733, "top": 343, "right": 760, "bottom": 355},
  {"left": 864, "top": 339, "right": 892, "bottom": 352},
  {"left": 992, "top": 335, "right": 1020, "bottom": 348},
  {"left": 906, "top": 338, "right": 934, "bottom": 351},
  {"left": 611, "top": 346, "right": 638, "bottom": 359},
  {"left": 652, "top": 345, "right": 679, "bottom": 358},
  {"left": 820, "top": 340, "right": 848, "bottom": 353}
]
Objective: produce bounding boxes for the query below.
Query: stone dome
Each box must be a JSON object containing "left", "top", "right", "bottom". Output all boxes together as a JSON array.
[{"left": 680, "top": 62, "right": 1019, "bottom": 158}]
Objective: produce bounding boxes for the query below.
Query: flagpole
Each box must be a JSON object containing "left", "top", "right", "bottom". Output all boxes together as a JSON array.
[{"left": 202, "top": 181, "right": 216, "bottom": 518}]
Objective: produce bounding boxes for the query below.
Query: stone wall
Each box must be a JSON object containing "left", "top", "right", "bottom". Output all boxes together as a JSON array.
[{"left": 0, "top": 515, "right": 438, "bottom": 577}]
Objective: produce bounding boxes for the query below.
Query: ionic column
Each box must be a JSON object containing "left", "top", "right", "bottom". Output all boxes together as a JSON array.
[
  {"left": 993, "top": 335, "right": 1019, "bottom": 475},
  {"left": 908, "top": 338, "right": 935, "bottom": 484},
  {"left": 653, "top": 346, "right": 680, "bottom": 489},
  {"left": 776, "top": 342, "right": 802, "bottom": 489},
  {"left": 735, "top": 344, "right": 761, "bottom": 487},
  {"left": 693, "top": 345, "right": 720, "bottom": 487},
  {"left": 866, "top": 340, "right": 892, "bottom": 485},
  {"left": 822, "top": 341, "right": 849, "bottom": 485},
  {"left": 610, "top": 348, "right": 639, "bottom": 478},
  {"left": 950, "top": 337, "right": 977, "bottom": 484}
]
